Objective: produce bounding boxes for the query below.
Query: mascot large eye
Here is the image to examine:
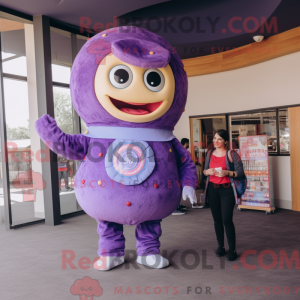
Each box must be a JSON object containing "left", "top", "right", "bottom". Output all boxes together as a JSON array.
[
  {"left": 144, "top": 69, "right": 165, "bottom": 92},
  {"left": 109, "top": 65, "right": 133, "bottom": 89}
]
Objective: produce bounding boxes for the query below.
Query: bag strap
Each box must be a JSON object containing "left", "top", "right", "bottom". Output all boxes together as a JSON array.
[
  {"left": 204, "top": 149, "right": 214, "bottom": 176},
  {"left": 207, "top": 149, "right": 213, "bottom": 160},
  {"left": 227, "top": 149, "right": 233, "bottom": 163}
]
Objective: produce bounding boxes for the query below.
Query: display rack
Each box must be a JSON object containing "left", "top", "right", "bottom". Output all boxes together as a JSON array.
[{"left": 237, "top": 135, "right": 275, "bottom": 215}]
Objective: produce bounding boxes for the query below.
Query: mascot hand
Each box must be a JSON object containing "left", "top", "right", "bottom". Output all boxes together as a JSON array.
[
  {"left": 35, "top": 114, "right": 59, "bottom": 137},
  {"left": 182, "top": 186, "right": 197, "bottom": 205},
  {"left": 36, "top": 114, "right": 57, "bottom": 128},
  {"left": 35, "top": 114, "right": 62, "bottom": 144}
]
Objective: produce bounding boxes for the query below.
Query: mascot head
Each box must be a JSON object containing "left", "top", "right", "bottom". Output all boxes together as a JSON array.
[{"left": 71, "top": 26, "right": 187, "bottom": 131}]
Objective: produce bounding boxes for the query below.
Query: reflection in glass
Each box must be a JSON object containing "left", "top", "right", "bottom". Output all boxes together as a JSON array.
[
  {"left": 80, "top": 118, "right": 88, "bottom": 133},
  {"left": 279, "top": 109, "right": 289, "bottom": 154},
  {"left": 77, "top": 35, "right": 88, "bottom": 52},
  {"left": 2, "top": 79, "right": 44, "bottom": 225},
  {"left": 192, "top": 119, "right": 200, "bottom": 164},
  {"left": 51, "top": 29, "right": 72, "bottom": 84},
  {"left": 53, "top": 87, "right": 73, "bottom": 134},
  {"left": 231, "top": 111, "right": 277, "bottom": 153},
  {"left": 1, "top": 19, "right": 27, "bottom": 77},
  {"left": 3, "top": 55, "right": 27, "bottom": 77},
  {"left": 52, "top": 64, "right": 71, "bottom": 84},
  {"left": 53, "top": 87, "right": 82, "bottom": 215},
  {"left": 0, "top": 19, "right": 47, "bottom": 226}
]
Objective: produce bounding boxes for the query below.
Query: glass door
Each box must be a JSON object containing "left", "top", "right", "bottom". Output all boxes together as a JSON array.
[
  {"left": 0, "top": 20, "right": 45, "bottom": 227},
  {"left": 189, "top": 116, "right": 226, "bottom": 187}
]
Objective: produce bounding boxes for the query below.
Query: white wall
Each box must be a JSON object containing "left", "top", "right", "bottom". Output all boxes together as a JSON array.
[
  {"left": 269, "top": 156, "right": 292, "bottom": 209},
  {"left": 174, "top": 51, "right": 300, "bottom": 141},
  {"left": 174, "top": 51, "right": 300, "bottom": 210}
]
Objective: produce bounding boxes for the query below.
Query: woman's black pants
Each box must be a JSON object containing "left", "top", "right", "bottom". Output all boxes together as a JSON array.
[{"left": 207, "top": 182, "right": 236, "bottom": 251}]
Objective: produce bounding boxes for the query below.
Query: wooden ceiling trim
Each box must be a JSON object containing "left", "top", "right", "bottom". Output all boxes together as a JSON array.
[
  {"left": 183, "top": 27, "right": 300, "bottom": 77},
  {"left": 0, "top": 18, "right": 24, "bottom": 32}
]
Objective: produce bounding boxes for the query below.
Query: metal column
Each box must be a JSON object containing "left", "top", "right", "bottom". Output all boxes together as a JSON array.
[
  {"left": 33, "top": 15, "right": 61, "bottom": 225},
  {"left": 71, "top": 33, "right": 81, "bottom": 134},
  {"left": 0, "top": 35, "right": 12, "bottom": 230}
]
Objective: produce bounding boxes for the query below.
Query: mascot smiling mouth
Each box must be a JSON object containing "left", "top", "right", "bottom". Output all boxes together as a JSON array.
[{"left": 109, "top": 97, "right": 163, "bottom": 115}]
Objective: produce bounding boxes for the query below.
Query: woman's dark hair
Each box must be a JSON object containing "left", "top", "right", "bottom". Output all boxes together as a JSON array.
[{"left": 215, "top": 129, "right": 229, "bottom": 147}]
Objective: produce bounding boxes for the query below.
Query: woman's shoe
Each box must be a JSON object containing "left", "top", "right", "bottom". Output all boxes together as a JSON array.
[
  {"left": 215, "top": 246, "right": 226, "bottom": 257},
  {"left": 226, "top": 250, "right": 238, "bottom": 261}
]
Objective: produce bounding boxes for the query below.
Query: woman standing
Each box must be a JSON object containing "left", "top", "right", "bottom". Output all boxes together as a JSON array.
[{"left": 203, "top": 129, "right": 245, "bottom": 261}]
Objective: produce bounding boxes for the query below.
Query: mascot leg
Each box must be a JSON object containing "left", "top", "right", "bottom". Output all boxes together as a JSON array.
[
  {"left": 93, "top": 221, "right": 125, "bottom": 271},
  {"left": 135, "top": 219, "right": 169, "bottom": 269}
]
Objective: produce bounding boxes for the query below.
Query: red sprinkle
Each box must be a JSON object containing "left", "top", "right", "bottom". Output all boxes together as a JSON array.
[
  {"left": 154, "top": 183, "right": 159, "bottom": 189},
  {"left": 81, "top": 179, "right": 85, "bottom": 184},
  {"left": 126, "top": 202, "right": 131, "bottom": 206},
  {"left": 99, "top": 153, "right": 103, "bottom": 157}
]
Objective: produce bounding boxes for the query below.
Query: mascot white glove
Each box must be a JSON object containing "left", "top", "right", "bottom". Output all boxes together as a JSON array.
[{"left": 182, "top": 186, "right": 197, "bottom": 205}]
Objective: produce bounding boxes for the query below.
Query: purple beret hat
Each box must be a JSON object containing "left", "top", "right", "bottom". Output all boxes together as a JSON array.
[{"left": 70, "top": 26, "right": 188, "bottom": 130}]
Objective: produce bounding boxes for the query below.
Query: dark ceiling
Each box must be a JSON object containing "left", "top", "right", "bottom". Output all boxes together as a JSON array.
[{"left": 0, "top": 0, "right": 300, "bottom": 59}]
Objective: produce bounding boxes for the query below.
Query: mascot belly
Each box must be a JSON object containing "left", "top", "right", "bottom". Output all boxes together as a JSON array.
[{"left": 75, "top": 139, "right": 182, "bottom": 225}]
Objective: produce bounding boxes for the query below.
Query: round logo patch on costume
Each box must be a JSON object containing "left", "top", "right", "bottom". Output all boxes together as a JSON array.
[
  {"left": 113, "top": 144, "right": 145, "bottom": 176},
  {"left": 105, "top": 140, "right": 155, "bottom": 185}
]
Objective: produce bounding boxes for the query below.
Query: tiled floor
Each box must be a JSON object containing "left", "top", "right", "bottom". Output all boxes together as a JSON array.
[{"left": 1, "top": 203, "right": 300, "bottom": 300}]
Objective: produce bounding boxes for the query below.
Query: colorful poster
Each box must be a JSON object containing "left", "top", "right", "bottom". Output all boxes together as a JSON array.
[{"left": 239, "top": 135, "right": 271, "bottom": 208}]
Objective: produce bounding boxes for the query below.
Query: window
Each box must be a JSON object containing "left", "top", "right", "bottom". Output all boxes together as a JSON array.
[
  {"left": 1, "top": 20, "right": 45, "bottom": 226},
  {"left": 230, "top": 109, "right": 290, "bottom": 155},
  {"left": 230, "top": 110, "right": 278, "bottom": 154},
  {"left": 1, "top": 19, "right": 27, "bottom": 77},
  {"left": 279, "top": 109, "right": 289, "bottom": 154},
  {"left": 80, "top": 118, "right": 88, "bottom": 134},
  {"left": 3, "top": 54, "right": 27, "bottom": 77},
  {"left": 77, "top": 35, "right": 88, "bottom": 52},
  {"left": 51, "top": 29, "right": 83, "bottom": 215},
  {"left": 51, "top": 28, "right": 72, "bottom": 84},
  {"left": 76, "top": 35, "right": 89, "bottom": 134},
  {"left": 53, "top": 87, "right": 73, "bottom": 134},
  {"left": 0, "top": 16, "right": 90, "bottom": 228},
  {"left": 52, "top": 64, "right": 71, "bottom": 84}
]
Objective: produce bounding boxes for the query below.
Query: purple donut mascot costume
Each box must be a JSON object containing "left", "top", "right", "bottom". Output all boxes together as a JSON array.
[{"left": 35, "top": 26, "right": 197, "bottom": 271}]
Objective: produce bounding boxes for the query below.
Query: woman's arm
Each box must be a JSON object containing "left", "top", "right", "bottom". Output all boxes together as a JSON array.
[
  {"left": 215, "top": 170, "right": 237, "bottom": 178},
  {"left": 231, "top": 150, "right": 245, "bottom": 178},
  {"left": 203, "top": 169, "right": 210, "bottom": 176}
]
